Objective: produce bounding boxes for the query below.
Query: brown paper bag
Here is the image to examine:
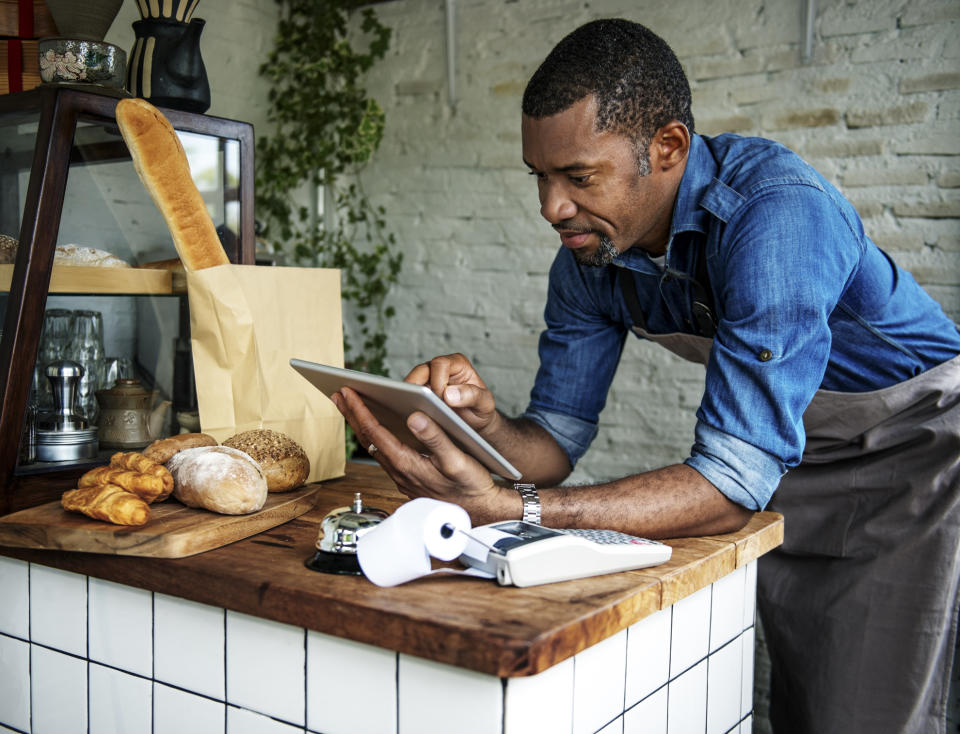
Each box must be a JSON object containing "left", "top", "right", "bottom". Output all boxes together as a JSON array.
[{"left": 186, "top": 265, "right": 345, "bottom": 483}]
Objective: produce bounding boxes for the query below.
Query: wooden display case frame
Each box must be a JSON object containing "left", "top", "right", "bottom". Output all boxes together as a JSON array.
[{"left": 0, "top": 85, "right": 255, "bottom": 514}]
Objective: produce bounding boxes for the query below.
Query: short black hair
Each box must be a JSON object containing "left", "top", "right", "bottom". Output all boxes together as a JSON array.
[{"left": 522, "top": 19, "right": 694, "bottom": 151}]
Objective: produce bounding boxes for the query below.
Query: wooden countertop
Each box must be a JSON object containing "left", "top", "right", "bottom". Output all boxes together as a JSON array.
[{"left": 0, "top": 463, "right": 783, "bottom": 677}]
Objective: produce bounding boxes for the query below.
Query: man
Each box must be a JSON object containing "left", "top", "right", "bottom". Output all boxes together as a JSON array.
[{"left": 332, "top": 19, "right": 960, "bottom": 734}]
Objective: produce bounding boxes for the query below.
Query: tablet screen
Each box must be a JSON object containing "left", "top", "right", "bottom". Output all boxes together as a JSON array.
[{"left": 290, "top": 359, "right": 522, "bottom": 480}]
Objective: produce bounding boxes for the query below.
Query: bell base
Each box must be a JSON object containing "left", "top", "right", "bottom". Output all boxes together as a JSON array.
[{"left": 304, "top": 550, "right": 362, "bottom": 576}]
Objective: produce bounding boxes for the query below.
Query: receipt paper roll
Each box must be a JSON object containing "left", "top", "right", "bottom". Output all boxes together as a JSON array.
[{"left": 357, "top": 498, "right": 472, "bottom": 587}]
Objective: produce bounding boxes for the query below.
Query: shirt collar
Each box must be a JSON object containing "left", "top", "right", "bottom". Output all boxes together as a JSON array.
[
  {"left": 671, "top": 133, "right": 716, "bottom": 239},
  {"left": 612, "top": 133, "right": 724, "bottom": 273}
]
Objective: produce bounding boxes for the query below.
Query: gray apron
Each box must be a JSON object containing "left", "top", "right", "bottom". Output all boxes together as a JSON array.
[{"left": 630, "top": 322, "right": 960, "bottom": 733}]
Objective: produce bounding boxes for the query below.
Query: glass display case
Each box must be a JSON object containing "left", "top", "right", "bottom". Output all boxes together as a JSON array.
[{"left": 0, "top": 85, "right": 254, "bottom": 514}]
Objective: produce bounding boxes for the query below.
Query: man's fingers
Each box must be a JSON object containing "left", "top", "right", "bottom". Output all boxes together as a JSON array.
[
  {"left": 407, "top": 411, "right": 474, "bottom": 477},
  {"left": 337, "top": 387, "right": 406, "bottom": 457},
  {"left": 443, "top": 382, "right": 494, "bottom": 413}
]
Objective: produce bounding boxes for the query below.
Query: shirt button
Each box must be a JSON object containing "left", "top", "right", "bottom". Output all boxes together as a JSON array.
[{"left": 759, "top": 349, "right": 773, "bottom": 362}]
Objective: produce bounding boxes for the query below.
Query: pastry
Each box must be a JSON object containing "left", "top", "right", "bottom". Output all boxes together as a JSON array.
[
  {"left": 61, "top": 484, "right": 150, "bottom": 526},
  {"left": 78, "top": 465, "right": 167, "bottom": 503},
  {"left": 115, "top": 98, "right": 230, "bottom": 271},
  {"left": 167, "top": 445, "right": 268, "bottom": 515},
  {"left": 222, "top": 429, "right": 310, "bottom": 493},
  {"left": 109, "top": 451, "right": 174, "bottom": 499}
]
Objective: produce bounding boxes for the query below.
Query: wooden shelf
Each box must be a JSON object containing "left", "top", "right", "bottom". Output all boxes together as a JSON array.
[{"left": 0, "top": 264, "right": 172, "bottom": 294}]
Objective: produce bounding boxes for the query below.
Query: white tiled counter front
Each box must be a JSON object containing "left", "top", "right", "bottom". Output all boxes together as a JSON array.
[
  {"left": 0, "top": 557, "right": 758, "bottom": 734},
  {"left": 0, "top": 465, "right": 781, "bottom": 734}
]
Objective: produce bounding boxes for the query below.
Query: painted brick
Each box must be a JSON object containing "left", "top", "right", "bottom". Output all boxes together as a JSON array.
[
  {"left": 850, "top": 26, "right": 956, "bottom": 64},
  {"left": 698, "top": 115, "right": 755, "bottom": 136},
  {"left": 893, "top": 197, "right": 960, "bottom": 219},
  {"left": 803, "top": 139, "right": 886, "bottom": 158},
  {"left": 846, "top": 102, "right": 930, "bottom": 128},
  {"left": 730, "top": 83, "right": 785, "bottom": 106},
  {"left": 868, "top": 232, "right": 929, "bottom": 253},
  {"left": 847, "top": 199, "right": 886, "bottom": 219},
  {"left": 937, "top": 236, "right": 960, "bottom": 252},
  {"left": 939, "top": 171, "right": 960, "bottom": 188},
  {"left": 896, "top": 250, "right": 960, "bottom": 286},
  {"left": 768, "top": 108, "right": 842, "bottom": 130},
  {"left": 812, "top": 77, "right": 853, "bottom": 94},
  {"left": 900, "top": 2, "right": 960, "bottom": 28},
  {"left": 687, "top": 53, "right": 766, "bottom": 82},
  {"left": 842, "top": 168, "right": 929, "bottom": 187},
  {"left": 894, "top": 130, "right": 960, "bottom": 156},
  {"left": 900, "top": 72, "right": 960, "bottom": 94},
  {"left": 395, "top": 79, "right": 442, "bottom": 96},
  {"left": 818, "top": 4, "right": 893, "bottom": 37}
]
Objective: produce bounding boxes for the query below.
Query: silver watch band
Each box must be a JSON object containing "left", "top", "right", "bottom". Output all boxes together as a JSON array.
[{"left": 515, "top": 483, "right": 541, "bottom": 525}]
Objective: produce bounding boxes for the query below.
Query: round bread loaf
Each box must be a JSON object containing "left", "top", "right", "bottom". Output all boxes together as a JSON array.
[
  {"left": 222, "top": 429, "right": 310, "bottom": 493},
  {"left": 167, "top": 446, "right": 267, "bottom": 514},
  {"left": 144, "top": 432, "right": 218, "bottom": 464}
]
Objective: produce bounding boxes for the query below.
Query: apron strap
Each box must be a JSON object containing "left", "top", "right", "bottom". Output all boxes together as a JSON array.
[
  {"left": 617, "top": 257, "right": 718, "bottom": 338},
  {"left": 617, "top": 267, "right": 649, "bottom": 331}
]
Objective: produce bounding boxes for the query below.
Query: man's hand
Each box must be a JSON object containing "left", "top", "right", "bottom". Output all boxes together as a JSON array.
[
  {"left": 405, "top": 353, "right": 500, "bottom": 436},
  {"left": 331, "top": 386, "right": 516, "bottom": 524}
]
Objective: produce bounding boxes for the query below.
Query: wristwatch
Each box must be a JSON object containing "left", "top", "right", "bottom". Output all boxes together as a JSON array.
[{"left": 514, "top": 483, "right": 541, "bottom": 525}]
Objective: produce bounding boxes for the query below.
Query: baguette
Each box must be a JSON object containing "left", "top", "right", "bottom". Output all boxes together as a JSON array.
[
  {"left": 115, "top": 98, "right": 229, "bottom": 271},
  {"left": 62, "top": 484, "right": 150, "bottom": 526}
]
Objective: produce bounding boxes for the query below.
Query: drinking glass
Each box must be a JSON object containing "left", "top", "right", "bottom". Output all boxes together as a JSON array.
[
  {"left": 35, "top": 309, "right": 75, "bottom": 411},
  {"left": 66, "top": 310, "right": 105, "bottom": 424}
]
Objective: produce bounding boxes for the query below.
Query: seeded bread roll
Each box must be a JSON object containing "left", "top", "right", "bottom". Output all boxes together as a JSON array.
[
  {"left": 167, "top": 446, "right": 267, "bottom": 515},
  {"left": 115, "top": 98, "right": 229, "bottom": 271},
  {"left": 222, "top": 429, "right": 310, "bottom": 493}
]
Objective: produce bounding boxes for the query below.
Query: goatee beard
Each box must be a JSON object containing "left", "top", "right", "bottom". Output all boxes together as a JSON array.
[{"left": 574, "top": 234, "right": 619, "bottom": 267}]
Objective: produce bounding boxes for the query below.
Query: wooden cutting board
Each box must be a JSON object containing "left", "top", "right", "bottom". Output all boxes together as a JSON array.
[{"left": 0, "top": 484, "right": 322, "bottom": 558}]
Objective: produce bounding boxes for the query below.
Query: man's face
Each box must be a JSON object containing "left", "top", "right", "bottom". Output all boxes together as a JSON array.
[{"left": 521, "top": 96, "right": 678, "bottom": 264}]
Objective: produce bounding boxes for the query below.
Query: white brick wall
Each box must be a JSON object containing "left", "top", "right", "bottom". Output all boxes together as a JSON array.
[
  {"left": 351, "top": 0, "right": 960, "bottom": 484},
  {"left": 134, "top": 0, "right": 958, "bottom": 485}
]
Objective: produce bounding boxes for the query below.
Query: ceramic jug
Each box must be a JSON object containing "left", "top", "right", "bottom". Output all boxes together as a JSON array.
[
  {"left": 127, "top": 17, "right": 211, "bottom": 113},
  {"left": 95, "top": 379, "right": 171, "bottom": 449}
]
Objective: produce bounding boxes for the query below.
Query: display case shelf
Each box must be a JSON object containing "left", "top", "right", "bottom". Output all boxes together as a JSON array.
[
  {"left": 0, "top": 264, "right": 173, "bottom": 294},
  {"left": 0, "top": 86, "right": 255, "bottom": 515}
]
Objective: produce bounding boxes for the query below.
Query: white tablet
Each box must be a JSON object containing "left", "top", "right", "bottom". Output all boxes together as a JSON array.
[{"left": 290, "top": 358, "right": 523, "bottom": 480}]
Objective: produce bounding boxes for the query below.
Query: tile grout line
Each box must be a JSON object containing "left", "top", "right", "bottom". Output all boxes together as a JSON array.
[
  {"left": 223, "top": 608, "right": 229, "bottom": 733},
  {"left": 28, "top": 562, "right": 33, "bottom": 734},
  {"left": 302, "top": 628, "right": 308, "bottom": 733},
  {"left": 151, "top": 590, "right": 156, "bottom": 734},
  {"left": 86, "top": 572, "right": 91, "bottom": 734}
]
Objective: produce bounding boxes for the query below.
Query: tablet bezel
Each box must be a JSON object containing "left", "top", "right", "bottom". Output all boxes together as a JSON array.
[{"left": 290, "top": 358, "right": 523, "bottom": 480}]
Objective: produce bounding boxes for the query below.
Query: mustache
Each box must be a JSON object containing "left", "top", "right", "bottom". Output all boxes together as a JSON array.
[{"left": 552, "top": 221, "right": 596, "bottom": 234}]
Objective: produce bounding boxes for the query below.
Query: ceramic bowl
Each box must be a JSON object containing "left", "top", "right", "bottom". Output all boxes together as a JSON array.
[{"left": 38, "top": 38, "right": 126, "bottom": 89}]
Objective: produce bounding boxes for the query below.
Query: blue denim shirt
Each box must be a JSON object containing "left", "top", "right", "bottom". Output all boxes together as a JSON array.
[{"left": 522, "top": 133, "right": 960, "bottom": 510}]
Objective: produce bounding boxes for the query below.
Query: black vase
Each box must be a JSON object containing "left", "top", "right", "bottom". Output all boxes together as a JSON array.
[{"left": 127, "top": 17, "right": 210, "bottom": 113}]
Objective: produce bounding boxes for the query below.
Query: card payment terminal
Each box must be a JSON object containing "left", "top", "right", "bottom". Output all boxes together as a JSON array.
[{"left": 459, "top": 521, "right": 673, "bottom": 588}]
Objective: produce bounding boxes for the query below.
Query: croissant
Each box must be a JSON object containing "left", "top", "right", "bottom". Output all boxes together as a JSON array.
[
  {"left": 109, "top": 451, "right": 174, "bottom": 499},
  {"left": 62, "top": 484, "right": 150, "bottom": 526},
  {"left": 78, "top": 466, "right": 166, "bottom": 503}
]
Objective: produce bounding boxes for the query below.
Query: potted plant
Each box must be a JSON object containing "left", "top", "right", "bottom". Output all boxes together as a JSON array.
[{"left": 256, "top": 0, "right": 402, "bottom": 381}]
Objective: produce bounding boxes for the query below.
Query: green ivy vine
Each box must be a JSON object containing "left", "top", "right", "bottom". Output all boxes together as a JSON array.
[{"left": 256, "top": 0, "right": 402, "bottom": 378}]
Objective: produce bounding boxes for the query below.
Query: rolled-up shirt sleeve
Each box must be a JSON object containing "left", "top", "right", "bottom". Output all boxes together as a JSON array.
[
  {"left": 520, "top": 404, "right": 598, "bottom": 468},
  {"left": 685, "top": 420, "right": 787, "bottom": 510}
]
